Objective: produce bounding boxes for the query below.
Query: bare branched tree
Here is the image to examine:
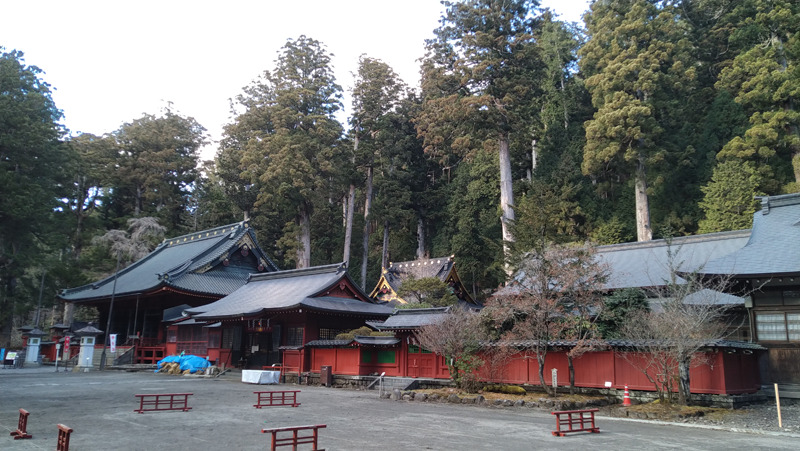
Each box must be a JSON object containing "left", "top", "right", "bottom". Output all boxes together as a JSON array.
[
  {"left": 93, "top": 217, "right": 166, "bottom": 267},
  {"left": 486, "top": 244, "right": 608, "bottom": 396},
  {"left": 414, "top": 307, "right": 486, "bottom": 392},
  {"left": 617, "top": 242, "right": 744, "bottom": 405}
]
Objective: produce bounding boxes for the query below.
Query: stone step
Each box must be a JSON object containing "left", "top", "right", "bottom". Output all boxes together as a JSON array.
[{"left": 368, "top": 377, "right": 418, "bottom": 391}]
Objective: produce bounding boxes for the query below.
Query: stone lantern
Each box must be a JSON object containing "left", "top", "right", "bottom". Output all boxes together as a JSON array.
[
  {"left": 74, "top": 325, "right": 103, "bottom": 371},
  {"left": 22, "top": 328, "right": 45, "bottom": 365}
]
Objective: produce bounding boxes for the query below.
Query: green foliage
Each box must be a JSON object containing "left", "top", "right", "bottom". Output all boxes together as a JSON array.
[
  {"left": 581, "top": 0, "right": 698, "bottom": 241},
  {"left": 698, "top": 160, "right": 762, "bottom": 233},
  {"left": 335, "top": 326, "right": 393, "bottom": 341},
  {"left": 589, "top": 216, "right": 634, "bottom": 245},
  {"left": 715, "top": 0, "right": 800, "bottom": 193},
  {"left": 111, "top": 107, "right": 206, "bottom": 234},
  {"left": 451, "top": 353, "right": 484, "bottom": 393},
  {"left": 596, "top": 288, "right": 649, "bottom": 339},
  {"left": 432, "top": 150, "right": 505, "bottom": 298},
  {"left": 0, "top": 49, "right": 70, "bottom": 345},
  {"left": 397, "top": 276, "right": 458, "bottom": 307},
  {"left": 232, "top": 36, "right": 344, "bottom": 268}
]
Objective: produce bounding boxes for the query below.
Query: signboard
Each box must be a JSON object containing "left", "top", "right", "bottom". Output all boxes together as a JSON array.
[
  {"left": 110, "top": 334, "right": 117, "bottom": 353},
  {"left": 551, "top": 368, "right": 558, "bottom": 388},
  {"left": 64, "top": 336, "right": 70, "bottom": 348}
]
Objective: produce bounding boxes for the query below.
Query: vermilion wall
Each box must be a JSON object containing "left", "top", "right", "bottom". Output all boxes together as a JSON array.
[
  {"left": 480, "top": 349, "right": 760, "bottom": 394},
  {"left": 306, "top": 345, "right": 761, "bottom": 395}
]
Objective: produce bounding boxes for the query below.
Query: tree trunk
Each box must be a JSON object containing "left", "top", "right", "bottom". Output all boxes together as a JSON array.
[
  {"left": 528, "top": 138, "right": 537, "bottom": 182},
  {"left": 382, "top": 220, "right": 390, "bottom": 270},
  {"left": 537, "top": 353, "right": 552, "bottom": 396},
  {"left": 498, "top": 133, "right": 515, "bottom": 268},
  {"left": 135, "top": 184, "right": 143, "bottom": 217},
  {"left": 678, "top": 357, "right": 691, "bottom": 405},
  {"left": 343, "top": 184, "right": 356, "bottom": 265},
  {"left": 634, "top": 152, "right": 653, "bottom": 242},
  {"left": 297, "top": 207, "right": 311, "bottom": 269},
  {"left": 360, "top": 165, "right": 374, "bottom": 290},
  {"left": 568, "top": 354, "right": 575, "bottom": 396},
  {"left": 416, "top": 217, "right": 426, "bottom": 259}
]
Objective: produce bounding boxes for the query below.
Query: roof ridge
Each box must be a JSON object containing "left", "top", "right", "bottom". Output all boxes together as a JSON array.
[
  {"left": 597, "top": 229, "right": 751, "bottom": 253},
  {"left": 394, "top": 307, "right": 451, "bottom": 315},
  {"left": 162, "top": 222, "right": 245, "bottom": 247},
  {"left": 757, "top": 192, "right": 800, "bottom": 211},
  {"left": 388, "top": 255, "right": 453, "bottom": 268},
  {"left": 249, "top": 262, "right": 345, "bottom": 282}
]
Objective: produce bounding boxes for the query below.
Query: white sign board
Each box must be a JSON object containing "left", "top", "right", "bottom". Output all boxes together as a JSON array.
[{"left": 110, "top": 334, "right": 117, "bottom": 353}]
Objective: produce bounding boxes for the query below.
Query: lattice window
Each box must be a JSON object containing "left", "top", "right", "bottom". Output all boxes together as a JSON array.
[
  {"left": 318, "top": 328, "right": 343, "bottom": 340},
  {"left": 287, "top": 327, "right": 304, "bottom": 346},
  {"left": 755, "top": 312, "right": 800, "bottom": 342}
]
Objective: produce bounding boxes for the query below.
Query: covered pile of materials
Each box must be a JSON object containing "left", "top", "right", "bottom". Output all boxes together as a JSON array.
[{"left": 156, "top": 355, "right": 211, "bottom": 375}]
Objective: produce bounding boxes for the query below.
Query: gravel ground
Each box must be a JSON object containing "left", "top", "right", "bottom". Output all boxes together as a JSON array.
[
  {"left": 687, "top": 399, "right": 800, "bottom": 433},
  {"left": 408, "top": 387, "right": 800, "bottom": 435}
]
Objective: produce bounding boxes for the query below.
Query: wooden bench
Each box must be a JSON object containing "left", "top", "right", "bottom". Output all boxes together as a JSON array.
[
  {"left": 134, "top": 393, "right": 193, "bottom": 413},
  {"left": 56, "top": 424, "right": 73, "bottom": 451},
  {"left": 254, "top": 390, "right": 301, "bottom": 408},
  {"left": 262, "top": 424, "right": 326, "bottom": 450},
  {"left": 10, "top": 408, "right": 32, "bottom": 439},
  {"left": 551, "top": 408, "right": 600, "bottom": 436}
]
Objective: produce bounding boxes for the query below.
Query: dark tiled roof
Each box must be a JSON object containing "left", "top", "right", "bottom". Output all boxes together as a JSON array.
[
  {"left": 383, "top": 256, "right": 455, "bottom": 293},
  {"left": 305, "top": 339, "right": 353, "bottom": 347},
  {"left": 484, "top": 339, "right": 765, "bottom": 351},
  {"left": 596, "top": 230, "right": 751, "bottom": 290},
  {"left": 375, "top": 307, "right": 451, "bottom": 330},
  {"left": 353, "top": 335, "right": 400, "bottom": 346},
  {"left": 701, "top": 193, "right": 800, "bottom": 277},
  {"left": 188, "top": 263, "right": 392, "bottom": 319},
  {"left": 59, "top": 222, "right": 279, "bottom": 302},
  {"left": 304, "top": 336, "right": 401, "bottom": 348},
  {"left": 300, "top": 297, "right": 393, "bottom": 315}
]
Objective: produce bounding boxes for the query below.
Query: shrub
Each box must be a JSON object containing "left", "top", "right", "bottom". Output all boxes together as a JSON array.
[{"left": 484, "top": 384, "right": 527, "bottom": 395}]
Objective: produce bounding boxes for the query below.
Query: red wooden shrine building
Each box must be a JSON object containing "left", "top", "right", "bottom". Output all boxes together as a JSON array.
[
  {"left": 183, "top": 263, "right": 393, "bottom": 369},
  {"left": 58, "top": 221, "right": 279, "bottom": 364}
]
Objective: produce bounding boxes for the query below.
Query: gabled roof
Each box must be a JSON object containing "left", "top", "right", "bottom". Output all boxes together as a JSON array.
[
  {"left": 373, "top": 307, "right": 451, "bottom": 331},
  {"left": 59, "top": 222, "right": 278, "bottom": 303},
  {"left": 187, "top": 263, "right": 393, "bottom": 319},
  {"left": 700, "top": 193, "right": 800, "bottom": 278},
  {"left": 369, "top": 256, "right": 478, "bottom": 306},
  {"left": 305, "top": 336, "right": 401, "bottom": 348},
  {"left": 596, "top": 229, "right": 751, "bottom": 290}
]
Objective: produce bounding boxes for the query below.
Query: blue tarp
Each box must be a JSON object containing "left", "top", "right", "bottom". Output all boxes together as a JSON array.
[{"left": 156, "top": 354, "right": 210, "bottom": 374}]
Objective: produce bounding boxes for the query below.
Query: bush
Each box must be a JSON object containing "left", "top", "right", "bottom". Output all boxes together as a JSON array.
[
  {"left": 335, "top": 326, "right": 393, "bottom": 341},
  {"left": 483, "top": 384, "right": 527, "bottom": 395}
]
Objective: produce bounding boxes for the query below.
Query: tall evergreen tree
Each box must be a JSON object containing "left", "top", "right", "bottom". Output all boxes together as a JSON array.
[
  {"left": 237, "top": 36, "right": 344, "bottom": 268},
  {"left": 417, "top": 0, "right": 543, "bottom": 267},
  {"left": 349, "top": 56, "right": 404, "bottom": 287},
  {"left": 580, "top": 0, "right": 697, "bottom": 241},
  {"left": 0, "top": 49, "right": 70, "bottom": 345},
  {"left": 63, "top": 133, "right": 116, "bottom": 260},
  {"left": 714, "top": 0, "right": 800, "bottom": 194},
  {"left": 111, "top": 107, "right": 206, "bottom": 234}
]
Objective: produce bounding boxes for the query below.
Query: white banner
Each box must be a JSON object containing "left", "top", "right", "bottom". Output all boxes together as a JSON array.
[{"left": 110, "top": 334, "right": 117, "bottom": 353}]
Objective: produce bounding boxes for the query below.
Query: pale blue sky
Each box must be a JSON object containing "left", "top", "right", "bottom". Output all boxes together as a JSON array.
[{"left": 1, "top": 0, "right": 590, "bottom": 159}]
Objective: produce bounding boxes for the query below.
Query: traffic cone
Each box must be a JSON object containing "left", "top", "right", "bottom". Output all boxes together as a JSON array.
[{"left": 623, "top": 385, "right": 631, "bottom": 407}]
